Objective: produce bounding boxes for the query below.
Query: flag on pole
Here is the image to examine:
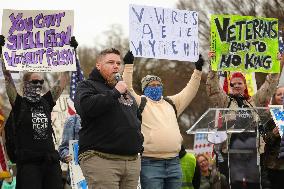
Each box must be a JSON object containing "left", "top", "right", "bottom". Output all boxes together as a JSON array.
[
  {"left": 68, "top": 56, "right": 84, "bottom": 115},
  {"left": 70, "top": 58, "right": 84, "bottom": 101}
]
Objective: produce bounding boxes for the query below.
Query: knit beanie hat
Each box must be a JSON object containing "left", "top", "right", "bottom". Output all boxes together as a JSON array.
[{"left": 141, "top": 75, "right": 163, "bottom": 92}]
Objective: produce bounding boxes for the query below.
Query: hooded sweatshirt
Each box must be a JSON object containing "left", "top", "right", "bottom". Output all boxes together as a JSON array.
[{"left": 74, "top": 68, "right": 143, "bottom": 156}]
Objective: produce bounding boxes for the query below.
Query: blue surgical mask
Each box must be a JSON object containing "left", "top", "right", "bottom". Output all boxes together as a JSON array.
[{"left": 144, "top": 86, "right": 163, "bottom": 101}]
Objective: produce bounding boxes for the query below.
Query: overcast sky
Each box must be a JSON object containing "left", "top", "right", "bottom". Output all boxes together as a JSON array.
[{"left": 0, "top": 0, "right": 178, "bottom": 47}]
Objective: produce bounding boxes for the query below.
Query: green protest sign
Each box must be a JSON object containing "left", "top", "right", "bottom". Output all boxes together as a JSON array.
[{"left": 211, "top": 15, "right": 279, "bottom": 73}]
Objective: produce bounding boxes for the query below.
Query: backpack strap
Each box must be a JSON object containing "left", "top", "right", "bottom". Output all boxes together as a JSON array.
[
  {"left": 163, "top": 97, "right": 177, "bottom": 118},
  {"left": 138, "top": 96, "right": 178, "bottom": 118},
  {"left": 138, "top": 96, "right": 147, "bottom": 114}
]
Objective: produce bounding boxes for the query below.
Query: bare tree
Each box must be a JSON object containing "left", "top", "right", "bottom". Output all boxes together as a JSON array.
[
  {"left": 176, "top": 0, "right": 284, "bottom": 147},
  {"left": 177, "top": 0, "right": 284, "bottom": 53}
]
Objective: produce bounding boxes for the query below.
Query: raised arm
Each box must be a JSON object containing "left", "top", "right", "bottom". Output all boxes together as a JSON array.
[
  {"left": 169, "top": 55, "right": 204, "bottom": 116},
  {"left": 252, "top": 73, "right": 279, "bottom": 107},
  {"left": 252, "top": 53, "right": 281, "bottom": 106},
  {"left": 122, "top": 51, "right": 141, "bottom": 104},
  {"left": 206, "top": 66, "right": 229, "bottom": 108},
  {"left": 51, "top": 36, "right": 78, "bottom": 102},
  {"left": 0, "top": 35, "right": 17, "bottom": 106},
  {"left": 50, "top": 72, "right": 69, "bottom": 102}
]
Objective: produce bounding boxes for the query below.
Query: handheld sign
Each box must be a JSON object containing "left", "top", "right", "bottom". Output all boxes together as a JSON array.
[
  {"left": 211, "top": 15, "right": 279, "bottom": 73},
  {"left": 69, "top": 140, "right": 88, "bottom": 189},
  {"left": 1, "top": 9, "right": 76, "bottom": 72},
  {"left": 129, "top": 4, "right": 199, "bottom": 62},
  {"left": 269, "top": 105, "right": 284, "bottom": 137}
]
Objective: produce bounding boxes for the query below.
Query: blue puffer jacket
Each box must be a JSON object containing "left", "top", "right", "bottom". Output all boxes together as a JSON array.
[{"left": 279, "top": 135, "right": 284, "bottom": 158}]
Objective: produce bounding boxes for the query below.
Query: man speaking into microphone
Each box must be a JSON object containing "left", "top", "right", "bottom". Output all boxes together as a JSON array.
[{"left": 74, "top": 48, "right": 143, "bottom": 189}]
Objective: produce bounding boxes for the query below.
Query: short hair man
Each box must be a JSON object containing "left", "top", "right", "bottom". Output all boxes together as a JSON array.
[{"left": 74, "top": 48, "right": 143, "bottom": 189}]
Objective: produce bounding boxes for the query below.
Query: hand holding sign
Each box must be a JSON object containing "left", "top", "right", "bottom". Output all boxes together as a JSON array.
[
  {"left": 208, "top": 51, "right": 215, "bottom": 59},
  {"left": 123, "top": 51, "right": 134, "bottom": 65},
  {"left": 195, "top": 54, "right": 204, "bottom": 71},
  {"left": 273, "top": 127, "right": 280, "bottom": 137},
  {"left": 70, "top": 36, "right": 78, "bottom": 50}
]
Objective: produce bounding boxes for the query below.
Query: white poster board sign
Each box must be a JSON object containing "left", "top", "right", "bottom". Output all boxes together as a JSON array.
[
  {"left": 69, "top": 140, "right": 88, "bottom": 189},
  {"left": 129, "top": 4, "right": 199, "bottom": 61},
  {"left": 1, "top": 9, "right": 76, "bottom": 72},
  {"left": 269, "top": 105, "right": 284, "bottom": 137}
]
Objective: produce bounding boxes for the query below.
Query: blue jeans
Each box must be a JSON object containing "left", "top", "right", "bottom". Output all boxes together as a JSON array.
[{"left": 140, "top": 156, "right": 182, "bottom": 189}]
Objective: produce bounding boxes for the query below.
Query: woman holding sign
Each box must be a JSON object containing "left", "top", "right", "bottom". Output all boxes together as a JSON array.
[
  {"left": 262, "top": 86, "right": 284, "bottom": 189},
  {"left": 206, "top": 51, "right": 281, "bottom": 189},
  {"left": 0, "top": 35, "right": 72, "bottom": 189}
]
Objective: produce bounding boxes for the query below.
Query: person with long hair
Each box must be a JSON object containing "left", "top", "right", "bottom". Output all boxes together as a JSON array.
[{"left": 196, "top": 154, "right": 228, "bottom": 189}]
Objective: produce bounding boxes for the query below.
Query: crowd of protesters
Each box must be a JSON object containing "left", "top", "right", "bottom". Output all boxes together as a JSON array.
[{"left": 0, "top": 22, "right": 283, "bottom": 189}]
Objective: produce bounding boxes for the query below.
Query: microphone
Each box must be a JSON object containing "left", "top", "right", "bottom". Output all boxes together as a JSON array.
[
  {"left": 115, "top": 73, "right": 123, "bottom": 82},
  {"left": 114, "top": 73, "right": 128, "bottom": 100},
  {"left": 230, "top": 82, "right": 266, "bottom": 135}
]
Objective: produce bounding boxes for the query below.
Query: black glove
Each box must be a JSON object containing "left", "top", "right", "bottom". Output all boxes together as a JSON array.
[
  {"left": 123, "top": 50, "right": 134, "bottom": 64},
  {"left": 195, "top": 54, "right": 204, "bottom": 71},
  {"left": 70, "top": 36, "right": 78, "bottom": 49},
  {"left": 0, "top": 35, "right": 5, "bottom": 55}
]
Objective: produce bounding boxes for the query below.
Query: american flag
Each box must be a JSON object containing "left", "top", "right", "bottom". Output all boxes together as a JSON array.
[
  {"left": 68, "top": 55, "right": 84, "bottom": 115},
  {"left": 70, "top": 56, "right": 84, "bottom": 101}
]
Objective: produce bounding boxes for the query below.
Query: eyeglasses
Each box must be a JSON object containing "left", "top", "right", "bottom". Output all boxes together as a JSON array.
[{"left": 30, "top": 79, "right": 44, "bottom": 85}]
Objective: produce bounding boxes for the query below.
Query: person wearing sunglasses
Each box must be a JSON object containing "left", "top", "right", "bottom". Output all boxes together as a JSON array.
[{"left": 0, "top": 35, "right": 73, "bottom": 189}]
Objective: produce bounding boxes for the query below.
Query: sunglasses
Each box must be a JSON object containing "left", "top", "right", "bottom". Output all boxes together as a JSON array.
[{"left": 30, "top": 79, "right": 44, "bottom": 85}]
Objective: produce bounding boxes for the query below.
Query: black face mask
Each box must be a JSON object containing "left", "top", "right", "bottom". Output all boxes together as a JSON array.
[{"left": 23, "top": 81, "right": 43, "bottom": 103}]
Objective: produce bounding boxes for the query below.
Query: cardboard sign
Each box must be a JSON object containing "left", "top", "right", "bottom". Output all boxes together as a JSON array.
[
  {"left": 129, "top": 4, "right": 199, "bottom": 61},
  {"left": 193, "top": 129, "right": 214, "bottom": 158},
  {"left": 211, "top": 15, "right": 279, "bottom": 73},
  {"left": 269, "top": 105, "right": 284, "bottom": 137},
  {"left": 1, "top": 9, "right": 76, "bottom": 72},
  {"left": 69, "top": 140, "right": 88, "bottom": 189}
]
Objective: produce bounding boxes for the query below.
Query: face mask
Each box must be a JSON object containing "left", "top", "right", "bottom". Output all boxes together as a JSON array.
[
  {"left": 144, "top": 86, "right": 163, "bottom": 101},
  {"left": 23, "top": 81, "right": 43, "bottom": 102}
]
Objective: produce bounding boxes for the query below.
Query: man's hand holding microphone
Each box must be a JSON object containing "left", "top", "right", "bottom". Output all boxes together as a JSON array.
[
  {"left": 114, "top": 73, "right": 128, "bottom": 99},
  {"left": 113, "top": 50, "right": 134, "bottom": 99}
]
